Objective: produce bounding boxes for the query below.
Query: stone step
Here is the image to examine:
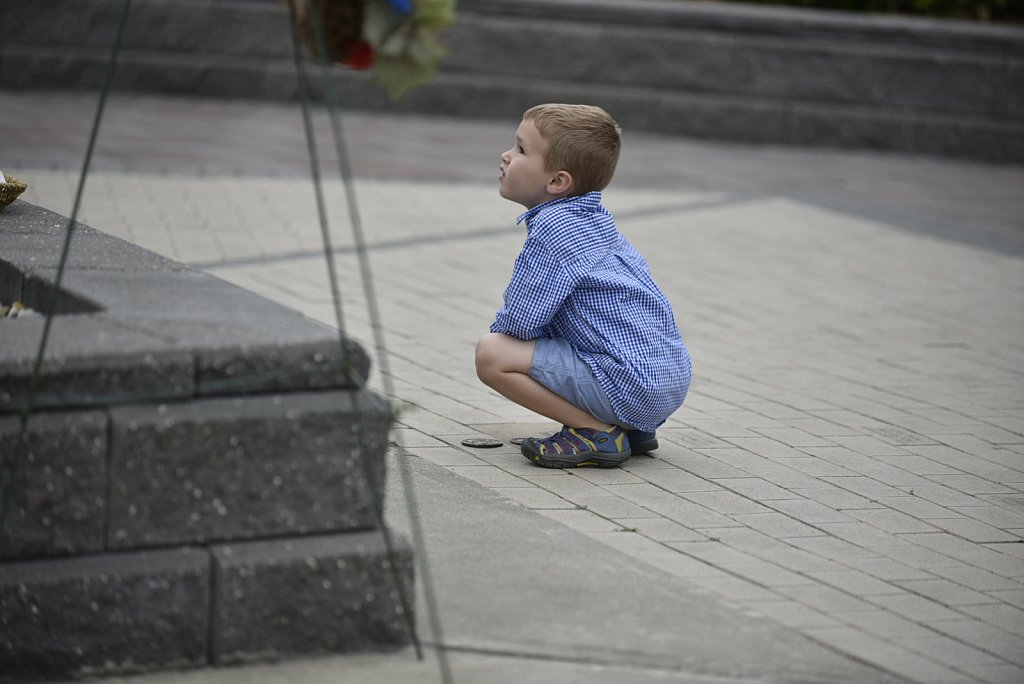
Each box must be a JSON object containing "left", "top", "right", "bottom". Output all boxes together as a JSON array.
[
  {"left": 0, "top": 530, "right": 413, "bottom": 680},
  {"left": 3, "top": 0, "right": 1022, "bottom": 161},
  {"left": 1, "top": 389, "right": 391, "bottom": 561},
  {"left": 0, "top": 194, "right": 407, "bottom": 678},
  {"left": 0, "top": 202, "right": 370, "bottom": 413}
]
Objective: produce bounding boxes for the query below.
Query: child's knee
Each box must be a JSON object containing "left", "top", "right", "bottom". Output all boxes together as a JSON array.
[{"left": 475, "top": 333, "right": 499, "bottom": 382}]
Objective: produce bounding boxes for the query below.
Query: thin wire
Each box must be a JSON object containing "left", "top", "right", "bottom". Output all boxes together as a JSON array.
[
  {"left": 0, "top": 0, "right": 134, "bottom": 539},
  {"left": 300, "top": 2, "right": 453, "bottom": 680},
  {"left": 286, "top": 0, "right": 446, "bottom": 672}
]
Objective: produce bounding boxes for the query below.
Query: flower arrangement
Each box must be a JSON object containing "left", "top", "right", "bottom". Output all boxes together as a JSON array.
[{"left": 293, "top": 0, "right": 455, "bottom": 99}]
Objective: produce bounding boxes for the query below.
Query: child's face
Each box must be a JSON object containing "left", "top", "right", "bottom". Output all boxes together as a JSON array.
[{"left": 499, "top": 119, "right": 554, "bottom": 209}]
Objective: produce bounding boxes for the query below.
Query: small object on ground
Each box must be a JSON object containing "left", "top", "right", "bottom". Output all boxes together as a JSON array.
[
  {"left": 461, "top": 437, "right": 503, "bottom": 448},
  {"left": 0, "top": 173, "right": 28, "bottom": 210},
  {"left": 1, "top": 301, "right": 35, "bottom": 319},
  {"left": 510, "top": 436, "right": 526, "bottom": 446}
]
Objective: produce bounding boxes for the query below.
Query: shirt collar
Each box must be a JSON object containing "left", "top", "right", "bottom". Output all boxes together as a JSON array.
[{"left": 516, "top": 191, "right": 603, "bottom": 226}]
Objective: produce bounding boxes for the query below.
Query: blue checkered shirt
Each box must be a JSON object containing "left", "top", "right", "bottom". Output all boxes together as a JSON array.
[{"left": 490, "top": 192, "right": 691, "bottom": 431}]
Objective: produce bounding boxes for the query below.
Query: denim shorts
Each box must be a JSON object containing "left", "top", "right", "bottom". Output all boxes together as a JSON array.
[{"left": 529, "top": 337, "right": 625, "bottom": 428}]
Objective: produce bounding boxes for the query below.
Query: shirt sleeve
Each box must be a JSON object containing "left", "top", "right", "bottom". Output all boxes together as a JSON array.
[{"left": 490, "top": 236, "right": 580, "bottom": 340}]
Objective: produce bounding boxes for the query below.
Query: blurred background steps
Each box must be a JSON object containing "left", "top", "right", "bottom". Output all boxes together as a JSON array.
[{"left": 3, "top": 0, "right": 1023, "bottom": 162}]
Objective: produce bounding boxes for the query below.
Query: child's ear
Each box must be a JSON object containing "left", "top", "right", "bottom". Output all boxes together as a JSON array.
[{"left": 547, "top": 170, "right": 574, "bottom": 196}]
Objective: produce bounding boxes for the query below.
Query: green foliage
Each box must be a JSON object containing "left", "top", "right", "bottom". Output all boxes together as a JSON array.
[{"left": 728, "top": 0, "right": 1024, "bottom": 21}]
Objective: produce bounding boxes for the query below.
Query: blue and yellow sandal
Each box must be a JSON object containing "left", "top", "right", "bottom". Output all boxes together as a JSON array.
[
  {"left": 521, "top": 425, "right": 631, "bottom": 468},
  {"left": 627, "top": 429, "right": 659, "bottom": 455}
]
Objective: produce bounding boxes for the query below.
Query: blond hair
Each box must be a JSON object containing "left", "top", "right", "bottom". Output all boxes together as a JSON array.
[{"left": 523, "top": 103, "right": 621, "bottom": 195}]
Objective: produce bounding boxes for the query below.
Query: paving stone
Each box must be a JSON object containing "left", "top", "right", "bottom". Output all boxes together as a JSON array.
[
  {"left": 897, "top": 579, "right": 1000, "bottom": 607},
  {"left": 661, "top": 427, "right": 733, "bottom": 449},
  {"left": 816, "top": 522, "right": 909, "bottom": 549},
  {"left": 868, "top": 593, "right": 973, "bottom": 623},
  {"left": 927, "top": 517, "right": 1023, "bottom": 543},
  {"left": 829, "top": 435, "right": 910, "bottom": 457},
  {"left": 876, "top": 495, "right": 963, "bottom": 520},
  {"left": 572, "top": 495, "right": 655, "bottom": 519},
  {"left": 538, "top": 509, "right": 622, "bottom": 533},
  {"left": 714, "top": 477, "right": 799, "bottom": 501},
  {"left": 0, "top": 410, "right": 107, "bottom": 560},
  {"left": 0, "top": 547, "right": 209, "bottom": 679},
  {"left": 739, "top": 465, "right": 825, "bottom": 490},
  {"left": 737, "top": 562, "right": 819, "bottom": 590},
  {"left": 746, "top": 545, "right": 849, "bottom": 574},
  {"left": 683, "top": 489, "right": 774, "bottom": 516},
  {"left": 984, "top": 589, "right": 1024, "bottom": 609},
  {"left": 951, "top": 505, "right": 1024, "bottom": 530},
  {"left": 572, "top": 466, "right": 646, "bottom": 486},
  {"left": 390, "top": 427, "right": 453, "bottom": 449},
  {"left": 686, "top": 575, "right": 782, "bottom": 603},
  {"left": 769, "top": 456, "right": 854, "bottom": 477},
  {"left": 788, "top": 535, "right": 882, "bottom": 561},
  {"left": 956, "top": 603, "right": 1024, "bottom": 638},
  {"left": 765, "top": 498, "right": 856, "bottom": 524},
  {"left": 925, "top": 473, "right": 1017, "bottom": 495},
  {"left": 522, "top": 473, "right": 608, "bottom": 500},
  {"left": 876, "top": 455, "right": 962, "bottom": 476},
  {"left": 833, "top": 610, "right": 940, "bottom": 639},
  {"left": 846, "top": 508, "right": 940, "bottom": 535},
  {"left": 720, "top": 437, "right": 805, "bottom": 460},
  {"left": 801, "top": 627, "right": 981, "bottom": 684},
  {"left": 586, "top": 531, "right": 727, "bottom": 580},
  {"left": 929, "top": 566, "right": 1024, "bottom": 592},
  {"left": 210, "top": 530, "right": 413, "bottom": 664},
  {"left": 821, "top": 475, "right": 908, "bottom": 500},
  {"left": 751, "top": 427, "right": 834, "bottom": 448},
  {"left": 492, "top": 486, "right": 574, "bottom": 510},
  {"left": 747, "top": 600, "right": 843, "bottom": 628},
  {"left": 839, "top": 557, "right": 937, "bottom": 582},
  {"left": 777, "top": 584, "right": 877, "bottom": 614},
  {"left": 960, "top": 662, "right": 1024, "bottom": 684},
  {"left": 665, "top": 454, "right": 751, "bottom": 479},
  {"left": 732, "top": 512, "right": 824, "bottom": 539},
  {"left": 930, "top": 619, "right": 1024, "bottom": 665},
  {"left": 793, "top": 485, "right": 882, "bottom": 511},
  {"left": 449, "top": 465, "right": 529, "bottom": 489},
  {"left": 808, "top": 570, "right": 904, "bottom": 597},
  {"left": 639, "top": 467, "right": 721, "bottom": 493},
  {"left": 409, "top": 446, "right": 485, "bottom": 467},
  {"left": 899, "top": 534, "right": 1024, "bottom": 577},
  {"left": 669, "top": 540, "right": 767, "bottom": 569}
]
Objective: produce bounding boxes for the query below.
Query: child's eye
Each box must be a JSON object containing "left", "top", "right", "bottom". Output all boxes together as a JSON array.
[{"left": 517, "top": 145, "right": 525, "bottom": 153}]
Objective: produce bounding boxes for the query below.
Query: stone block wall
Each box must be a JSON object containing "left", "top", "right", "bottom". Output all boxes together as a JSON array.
[
  {"left": 0, "top": 200, "right": 412, "bottom": 681},
  {"left": 1, "top": 0, "right": 1023, "bottom": 162}
]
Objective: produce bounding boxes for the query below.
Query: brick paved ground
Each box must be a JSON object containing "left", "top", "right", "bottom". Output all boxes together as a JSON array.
[{"left": 5, "top": 92, "right": 1024, "bottom": 684}]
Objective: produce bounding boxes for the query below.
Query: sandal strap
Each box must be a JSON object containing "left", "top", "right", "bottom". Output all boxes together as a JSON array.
[{"left": 539, "top": 426, "right": 598, "bottom": 455}]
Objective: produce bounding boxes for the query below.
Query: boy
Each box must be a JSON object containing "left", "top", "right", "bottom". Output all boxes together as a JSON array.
[{"left": 475, "top": 104, "right": 691, "bottom": 468}]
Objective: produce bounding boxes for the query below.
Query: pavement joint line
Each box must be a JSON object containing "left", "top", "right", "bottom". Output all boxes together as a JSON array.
[
  {"left": 423, "top": 641, "right": 783, "bottom": 683},
  {"left": 187, "top": 195, "right": 760, "bottom": 270}
]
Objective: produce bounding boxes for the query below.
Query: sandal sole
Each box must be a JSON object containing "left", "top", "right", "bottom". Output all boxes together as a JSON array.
[{"left": 521, "top": 444, "right": 631, "bottom": 469}]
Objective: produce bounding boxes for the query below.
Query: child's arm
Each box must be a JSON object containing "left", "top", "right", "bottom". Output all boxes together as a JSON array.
[{"left": 490, "top": 240, "right": 577, "bottom": 340}]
